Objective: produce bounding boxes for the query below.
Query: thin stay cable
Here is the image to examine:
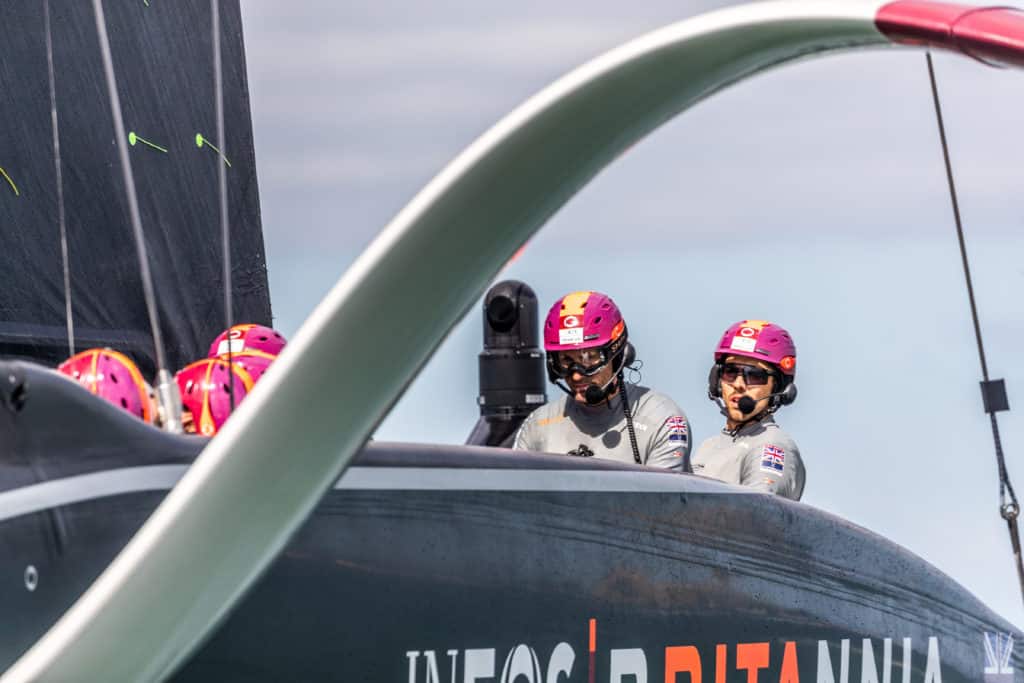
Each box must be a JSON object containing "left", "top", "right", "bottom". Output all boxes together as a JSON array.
[
  {"left": 212, "top": 0, "right": 235, "bottom": 411},
  {"left": 92, "top": 0, "right": 182, "bottom": 432},
  {"left": 926, "top": 51, "right": 1024, "bottom": 605},
  {"left": 44, "top": 0, "right": 74, "bottom": 356}
]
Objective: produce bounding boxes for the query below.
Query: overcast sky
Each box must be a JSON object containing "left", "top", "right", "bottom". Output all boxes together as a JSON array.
[{"left": 242, "top": 1, "right": 1024, "bottom": 627}]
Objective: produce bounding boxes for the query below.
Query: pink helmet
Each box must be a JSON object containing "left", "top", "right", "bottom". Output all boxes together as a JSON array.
[
  {"left": 219, "top": 349, "right": 275, "bottom": 383},
  {"left": 58, "top": 348, "right": 154, "bottom": 422},
  {"left": 175, "top": 358, "right": 256, "bottom": 437},
  {"left": 543, "top": 291, "right": 626, "bottom": 351},
  {"left": 543, "top": 291, "right": 629, "bottom": 382},
  {"left": 714, "top": 320, "right": 796, "bottom": 375},
  {"left": 208, "top": 323, "right": 286, "bottom": 358}
]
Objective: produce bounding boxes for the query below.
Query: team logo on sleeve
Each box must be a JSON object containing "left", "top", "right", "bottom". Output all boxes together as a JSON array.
[
  {"left": 665, "top": 416, "right": 688, "bottom": 442},
  {"left": 761, "top": 444, "right": 785, "bottom": 473}
]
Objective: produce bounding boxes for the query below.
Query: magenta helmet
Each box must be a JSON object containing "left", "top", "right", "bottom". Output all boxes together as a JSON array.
[
  {"left": 208, "top": 323, "right": 286, "bottom": 359},
  {"left": 543, "top": 291, "right": 626, "bottom": 351},
  {"left": 175, "top": 358, "right": 256, "bottom": 437},
  {"left": 714, "top": 320, "right": 796, "bottom": 375},
  {"left": 58, "top": 348, "right": 154, "bottom": 422}
]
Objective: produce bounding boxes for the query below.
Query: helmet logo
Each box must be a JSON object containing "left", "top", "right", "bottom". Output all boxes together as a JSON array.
[
  {"left": 229, "top": 329, "right": 243, "bottom": 339},
  {"left": 217, "top": 339, "right": 245, "bottom": 356},
  {"left": 729, "top": 335, "right": 757, "bottom": 353},
  {"left": 562, "top": 315, "right": 580, "bottom": 328},
  {"left": 779, "top": 355, "right": 796, "bottom": 372},
  {"left": 558, "top": 327, "right": 583, "bottom": 345},
  {"left": 731, "top": 321, "right": 766, "bottom": 353},
  {"left": 610, "top": 320, "right": 625, "bottom": 340}
]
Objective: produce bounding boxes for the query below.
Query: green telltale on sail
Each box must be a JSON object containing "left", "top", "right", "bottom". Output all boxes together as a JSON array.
[
  {"left": 0, "top": 167, "right": 19, "bottom": 196},
  {"left": 127, "top": 131, "right": 168, "bottom": 153},
  {"left": 195, "top": 132, "right": 232, "bottom": 167}
]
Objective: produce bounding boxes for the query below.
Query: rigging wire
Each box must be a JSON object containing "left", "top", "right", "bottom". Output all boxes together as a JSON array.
[
  {"left": 91, "top": 0, "right": 183, "bottom": 432},
  {"left": 43, "top": 0, "right": 74, "bottom": 356},
  {"left": 212, "top": 0, "right": 235, "bottom": 412},
  {"left": 925, "top": 51, "right": 1024, "bottom": 605}
]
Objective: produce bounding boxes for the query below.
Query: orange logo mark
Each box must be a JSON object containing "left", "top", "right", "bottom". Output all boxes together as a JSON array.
[{"left": 560, "top": 291, "right": 590, "bottom": 317}]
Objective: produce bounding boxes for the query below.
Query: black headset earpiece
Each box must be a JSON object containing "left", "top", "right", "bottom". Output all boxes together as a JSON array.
[
  {"left": 545, "top": 355, "right": 561, "bottom": 384},
  {"left": 707, "top": 363, "right": 722, "bottom": 400},
  {"left": 776, "top": 381, "right": 797, "bottom": 406},
  {"left": 622, "top": 342, "right": 636, "bottom": 369}
]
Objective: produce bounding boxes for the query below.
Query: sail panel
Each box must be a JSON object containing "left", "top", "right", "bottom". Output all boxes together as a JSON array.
[{"left": 0, "top": 1, "right": 271, "bottom": 375}]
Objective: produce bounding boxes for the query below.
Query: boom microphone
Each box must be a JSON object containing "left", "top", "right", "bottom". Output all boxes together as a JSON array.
[
  {"left": 737, "top": 383, "right": 797, "bottom": 414},
  {"left": 584, "top": 377, "right": 617, "bottom": 405},
  {"left": 737, "top": 395, "right": 760, "bottom": 415}
]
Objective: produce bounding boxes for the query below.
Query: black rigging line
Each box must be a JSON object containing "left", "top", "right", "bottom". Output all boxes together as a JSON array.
[
  {"left": 92, "top": 0, "right": 165, "bottom": 373},
  {"left": 92, "top": 0, "right": 182, "bottom": 432},
  {"left": 925, "top": 51, "right": 1024, "bottom": 605},
  {"left": 211, "top": 0, "right": 235, "bottom": 412},
  {"left": 43, "top": 0, "right": 74, "bottom": 356}
]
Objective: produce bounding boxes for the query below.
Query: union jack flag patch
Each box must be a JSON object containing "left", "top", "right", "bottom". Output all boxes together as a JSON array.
[
  {"left": 761, "top": 444, "right": 785, "bottom": 473},
  {"left": 665, "top": 416, "right": 688, "bottom": 442}
]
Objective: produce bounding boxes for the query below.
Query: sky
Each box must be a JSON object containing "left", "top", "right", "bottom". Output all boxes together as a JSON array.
[{"left": 241, "top": 1, "right": 1024, "bottom": 627}]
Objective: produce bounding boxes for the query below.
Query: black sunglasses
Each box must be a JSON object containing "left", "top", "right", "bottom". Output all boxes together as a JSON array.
[{"left": 720, "top": 363, "right": 775, "bottom": 386}]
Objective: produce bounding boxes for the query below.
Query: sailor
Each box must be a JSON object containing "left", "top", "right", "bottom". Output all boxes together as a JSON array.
[
  {"left": 175, "top": 357, "right": 257, "bottom": 436},
  {"left": 513, "top": 291, "right": 691, "bottom": 470},
  {"left": 692, "top": 320, "right": 805, "bottom": 500},
  {"left": 57, "top": 348, "right": 156, "bottom": 423}
]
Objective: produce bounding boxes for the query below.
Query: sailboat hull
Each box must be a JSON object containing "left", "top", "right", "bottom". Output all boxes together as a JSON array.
[{"left": 0, "top": 364, "right": 1016, "bottom": 681}]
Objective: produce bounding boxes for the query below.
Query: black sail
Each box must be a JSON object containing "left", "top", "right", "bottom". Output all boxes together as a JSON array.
[{"left": 0, "top": 1, "right": 271, "bottom": 375}]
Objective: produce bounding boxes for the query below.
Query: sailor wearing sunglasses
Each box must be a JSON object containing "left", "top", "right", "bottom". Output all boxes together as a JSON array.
[
  {"left": 691, "top": 320, "right": 805, "bottom": 500},
  {"left": 513, "top": 291, "right": 691, "bottom": 470}
]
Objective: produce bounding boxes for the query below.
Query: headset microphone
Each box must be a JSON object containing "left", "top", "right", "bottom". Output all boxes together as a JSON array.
[
  {"left": 737, "top": 395, "right": 759, "bottom": 415},
  {"left": 737, "top": 383, "right": 798, "bottom": 414},
  {"left": 583, "top": 375, "right": 618, "bottom": 405}
]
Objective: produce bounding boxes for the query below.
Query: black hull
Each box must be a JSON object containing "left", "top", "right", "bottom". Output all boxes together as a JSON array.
[{"left": 0, "top": 362, "right": 1017, "bottom": 681}]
